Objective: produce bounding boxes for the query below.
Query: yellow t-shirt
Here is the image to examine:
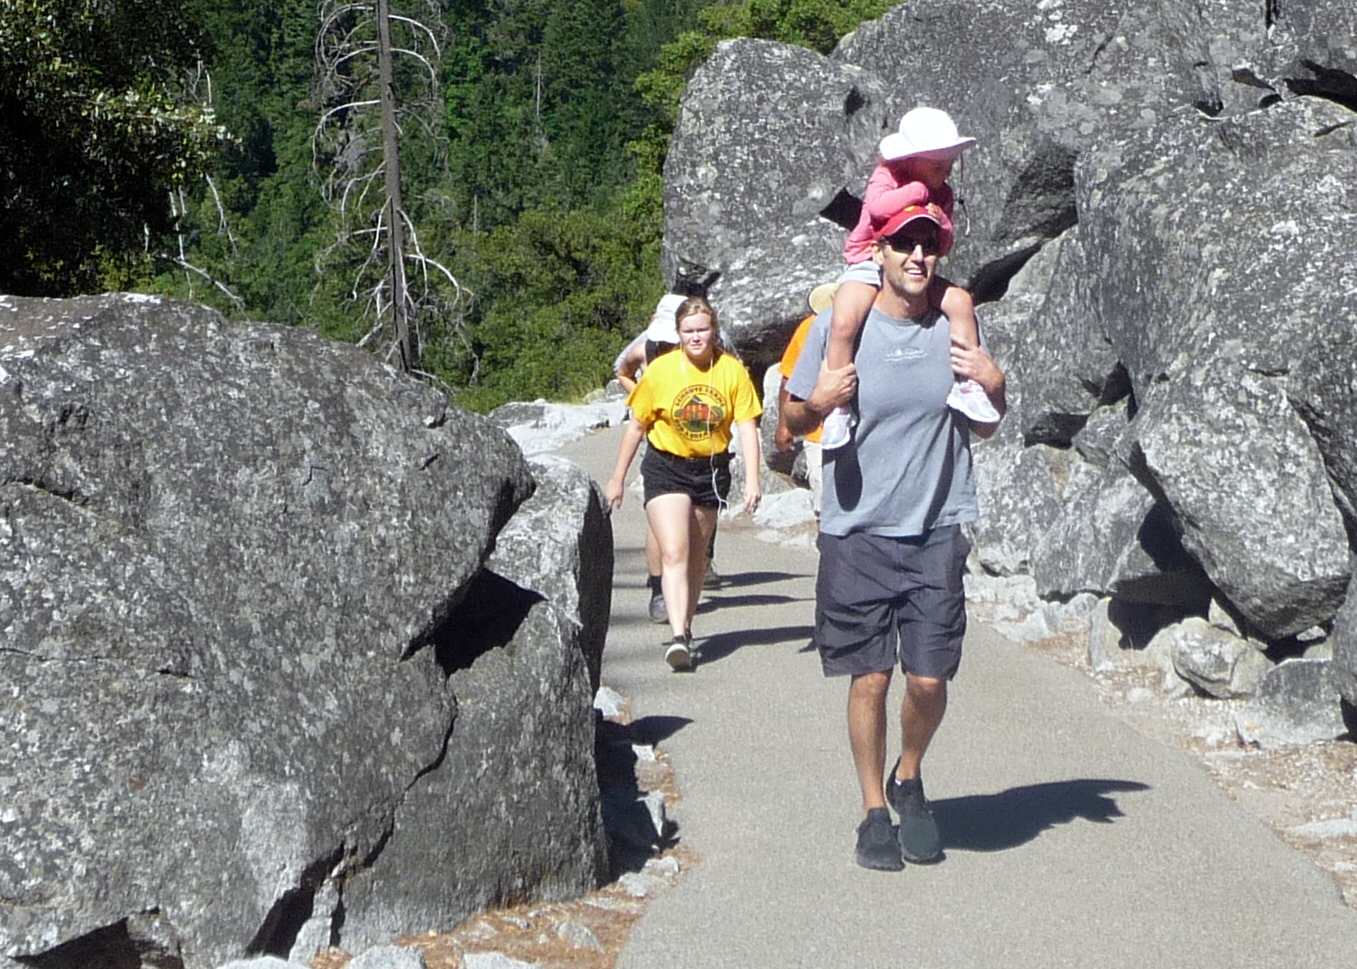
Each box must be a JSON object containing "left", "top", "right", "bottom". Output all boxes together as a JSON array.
[
  {"left": 628, "top": 350, "right": 763, "bottom": 459},
  {"left": 778, "top": 314, "right": 823, "bottom": 444}
]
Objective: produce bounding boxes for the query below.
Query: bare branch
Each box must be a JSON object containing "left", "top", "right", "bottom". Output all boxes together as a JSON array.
[
  {"left": 156, "top": 254, "right": 246, "bottom": 309},
  {"left": 388, "top": 14, "right": 442, "bottom": 52},
  {"left": 204, "top": 175, "right": 238, "bottom": 252}
]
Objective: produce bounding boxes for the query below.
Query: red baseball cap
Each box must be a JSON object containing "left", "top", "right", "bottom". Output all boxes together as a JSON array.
[{"left": 875, "top": 205, "right": 942, "bottom": 241}]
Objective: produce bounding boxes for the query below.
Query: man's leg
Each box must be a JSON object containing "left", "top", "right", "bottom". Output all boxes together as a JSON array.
[
  {"left": 887, "top": 672, "right": 948, "bottom": 864},
  {"left": 847, "top": 669, "right": 892, "bottom": 815},
  {"left": 817, "top": 530, "right": 903, "bottom": 870},
  {"left": 847, "top": 668, "right": 902, "bottom": 870},
  {"left": 894, "top": 673, "right": 947, "bottom": 782}
]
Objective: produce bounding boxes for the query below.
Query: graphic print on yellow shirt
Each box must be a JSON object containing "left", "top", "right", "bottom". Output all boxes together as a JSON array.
[
  {"left": 672, "top": 384, "right": 728, "bottom": 442},
  {"left": 627, "top": 350, "right": 762, "bottom": 460}
]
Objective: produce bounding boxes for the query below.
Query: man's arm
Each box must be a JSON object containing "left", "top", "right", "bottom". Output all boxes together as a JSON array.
[{"left": 784, "top": 361, "right": 856, "bottom": 437}]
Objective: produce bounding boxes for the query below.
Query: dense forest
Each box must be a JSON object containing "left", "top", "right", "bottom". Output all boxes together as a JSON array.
[{"left": 0, "top": 0, "right": 892, "bottom": 411}]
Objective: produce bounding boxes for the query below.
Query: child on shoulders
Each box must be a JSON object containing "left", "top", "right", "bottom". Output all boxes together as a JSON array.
[{"left": 821, "top": 106, "right": 997, "bottom": 449}]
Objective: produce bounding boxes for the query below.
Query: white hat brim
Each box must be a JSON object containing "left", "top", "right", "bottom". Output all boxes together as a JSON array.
[{"left": 879, "top": 133, "right": 976, "bottom": 162}]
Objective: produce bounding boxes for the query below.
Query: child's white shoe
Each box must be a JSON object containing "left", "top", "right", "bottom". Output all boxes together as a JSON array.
[
  {"left": 946, "top": 379, "right": 1001, "bottom": 423},
  {"left": 821, "top": 406, "right": 853, "bottom": 450}
]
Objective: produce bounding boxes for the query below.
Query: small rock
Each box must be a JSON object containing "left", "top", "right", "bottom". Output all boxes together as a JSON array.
[
  {"left": 1234, "top": 659, "right": 1347, "bottom": 748},
  {"left": 556, "top": 920, "right": 604, "bottom": 951},
  {"left": 1164, "top": 617, "right": 1273, "bottom": 698},
  {"left": 1286, "top": 811, "right": 1357, "bottom": 839},
  {"left": 584, "top": 895, "right": 644, "bottom": 914},
  {"left": 1303, "top": 641, "right": 1334, "bottom": 660},
  {"left": 643, "top": 855, "right": 682, "bottom": 879},
  {"left": 593, "top": 685, "right": 627, "bottom": 718},
  {"left": 1208, "top": 597, "right": 1245, "bottom": 637},
  {"left": 617, "top": 872, "right": 666, "bottom": 898}
]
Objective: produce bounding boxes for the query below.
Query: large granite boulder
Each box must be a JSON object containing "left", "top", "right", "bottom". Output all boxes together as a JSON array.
[
  {"left": 0, "top": 295, "right": 608, "bottom": 968},
  {"left": 1330, "top": 558, "right": 1357, "bottom": 707}
]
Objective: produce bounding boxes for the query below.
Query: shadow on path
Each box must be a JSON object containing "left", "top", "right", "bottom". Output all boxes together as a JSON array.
[
  {"left": 695, "top": 624, "right": 817, "bottom": 665},
  {"left": 935, "top": 779, "right": 1151, "bottom": 853},
  {"left": 629, "top": 714, "right": 694, "bottom": 745},
  {"left": 696, "top": 592, "right": 806, "bottom": 615},
  {"left": 707, "top": 569, "right": 809, "bottom": 589}
]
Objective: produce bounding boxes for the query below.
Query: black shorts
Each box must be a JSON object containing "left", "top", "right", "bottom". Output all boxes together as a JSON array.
[
  {"left": 641, "top": 446, "right": 731, "bottom": 509},
  {"left": 815, "top": 525, "right": 969, "bottom": 680}
]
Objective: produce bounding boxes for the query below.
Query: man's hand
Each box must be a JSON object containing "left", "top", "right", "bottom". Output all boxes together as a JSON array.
[
  {"left": 949, "top": 337, "right": 1006, "bottom": 436},
  {"left": 775, "top": 421, "right": 795, "bottom": 453},
  {"left": 814, "top": 359, "right": 857, "bottom": 412}
]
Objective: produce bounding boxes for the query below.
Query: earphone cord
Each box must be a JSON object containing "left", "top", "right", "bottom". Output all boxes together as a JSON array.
[{"left": 955, "top": 154, "right": 971, "bottom": 238}]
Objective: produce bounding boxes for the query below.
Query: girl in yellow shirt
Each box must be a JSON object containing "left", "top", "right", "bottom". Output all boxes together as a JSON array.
[{"left": 605, "top": 296, "right": 762, "bottom": 670}]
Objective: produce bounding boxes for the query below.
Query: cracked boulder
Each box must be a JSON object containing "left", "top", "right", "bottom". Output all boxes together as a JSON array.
[
  {"left": 1125, "top": 374, "right": 1350, "bottom": 640},
  {"left": 0, "top": 295, "right": 605, "bottom": 968},
  {"left": 1329, "top": 558, "right": 1357, "bottom": 708},
  {"left": 1031, "top": 457, "right": 1211, "bottom": 611}
]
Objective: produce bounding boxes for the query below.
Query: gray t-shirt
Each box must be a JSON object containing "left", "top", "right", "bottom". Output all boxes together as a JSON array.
[{"left": 786, "top": 304, "right": 980, "bottom": 538}]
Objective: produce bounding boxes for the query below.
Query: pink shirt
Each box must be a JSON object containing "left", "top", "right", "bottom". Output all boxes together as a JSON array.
[{"left": 842, "top": 163, "right": 956, "bottom": 264}]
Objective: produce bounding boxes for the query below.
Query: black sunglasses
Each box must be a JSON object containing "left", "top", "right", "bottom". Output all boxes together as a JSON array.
[{"left": 883, "top": 232, "right": 941, "bottom": 255}]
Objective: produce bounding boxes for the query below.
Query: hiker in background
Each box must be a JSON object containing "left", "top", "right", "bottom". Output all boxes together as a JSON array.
[
  {"left": 615, "top": 293, "right": 685, "bottom": 623},
  {"left": 775, "top": 282, "right": 836, "bottom": 521},
  {"left": 605, "top": 297, "right": 762, "bottom": 672},
  {"left": 820, "top": 106, "right": 997, "bottom": 451},
  {"left": 782, "top": 205, "right": 1004, "bottom": 871}
]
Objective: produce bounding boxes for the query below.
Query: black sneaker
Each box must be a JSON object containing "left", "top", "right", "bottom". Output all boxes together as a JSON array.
[
  {"left": 886, "top": 759, "right": 943, "bottom": 864},
  {"left": 648, "top": 590, "right": 668, "bottom": 624},
  {"left": 854, "top": 807, "right": 904, "bottom": 871},
  {"left": 664, "top": 634, "right": 693, "bottom": 671},
  {"left": 702, "top": 558, "right": 722, "bottom": 590}
]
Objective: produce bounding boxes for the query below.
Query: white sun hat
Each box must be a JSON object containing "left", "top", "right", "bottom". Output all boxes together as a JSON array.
[
  {"left": 879, "top": 107, "right": 976, "bottom": 162},
  {"left": 644, "top": 293, "right": 688, "bottom": 343}
]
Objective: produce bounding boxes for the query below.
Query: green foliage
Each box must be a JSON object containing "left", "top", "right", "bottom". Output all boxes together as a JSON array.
[
  {"left": 148, "top": 0, "right": 354, "bottom": 330},
  {"left": 0, "top": 0, "right": 223, "bottom": 295},
  {"left": 445, "top": 195, "right": 665, "bottom": 412},
  {"left": 435, "top": 0, "right": 897, "bottom": 411}
]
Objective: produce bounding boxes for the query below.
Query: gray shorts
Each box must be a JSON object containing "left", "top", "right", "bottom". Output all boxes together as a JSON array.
[{"left": 815, "top": 525, "right": 969, "bottom": 679}]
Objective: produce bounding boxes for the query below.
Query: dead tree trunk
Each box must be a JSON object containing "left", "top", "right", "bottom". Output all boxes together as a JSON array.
[{"left": 377, "top": 0, "right": 412, "bottom": 372}]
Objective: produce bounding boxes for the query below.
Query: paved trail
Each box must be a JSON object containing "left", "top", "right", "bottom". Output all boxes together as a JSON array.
[{"left": 559, "top": 425, "right": 1357, "bottom": 969}]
